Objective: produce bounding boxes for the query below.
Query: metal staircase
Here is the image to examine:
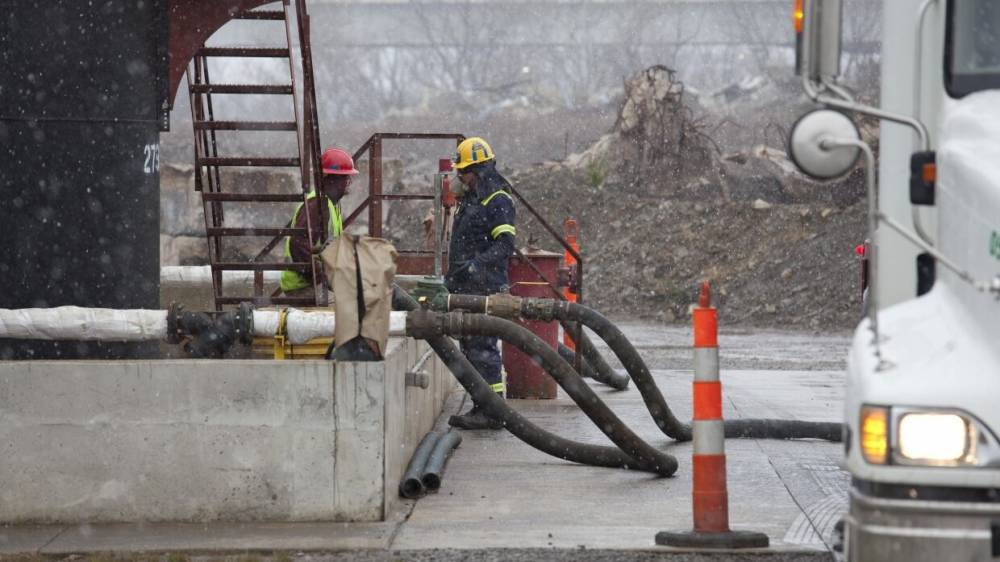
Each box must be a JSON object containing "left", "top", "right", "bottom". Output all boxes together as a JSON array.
[{"left": 186, "top": 0, "right": 327, "bottom": 311}]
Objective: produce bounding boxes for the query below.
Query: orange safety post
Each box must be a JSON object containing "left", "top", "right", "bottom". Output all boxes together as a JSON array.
[
  {"left": 656, "top": 282, "right": 769, "bottom": 549},
  {"left": 562, "top": 218, "right": 580, "bottom": 350}
]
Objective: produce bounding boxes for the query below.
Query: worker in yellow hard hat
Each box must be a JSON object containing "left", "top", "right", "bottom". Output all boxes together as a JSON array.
[{"left": 446, "top": 137, "right": 517, "bottom": 430}]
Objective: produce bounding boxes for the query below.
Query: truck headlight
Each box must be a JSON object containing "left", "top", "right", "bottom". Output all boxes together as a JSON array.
[
  {"left": 896, "top": 412, "right": 974, "bottom": 465},
  {"left": 858, "top": 405, "right": 1000, "bottom": 467}
]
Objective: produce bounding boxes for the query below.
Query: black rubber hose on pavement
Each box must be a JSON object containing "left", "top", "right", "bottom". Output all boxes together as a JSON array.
[
  {"left": 441, "top": 294, "right": 842, "bottom": 443},
  {"left": 406, "top": 308, "right": 679, "bottom": 476},
  {"left": 393, "top": 286, "right": 672, "bottom": 476},
  {"left": 558, "top": 301, "right": 842, "bottom": 443},
  {"left": 722, "top": 418, "right": 843, "bottom": 441},
  {"left": 421, "top": 430, "right": 463, "bottom": 491},
  {"left": 400, "top": 431, "right": 441, "bottom": 499},
  {"left": 557, "top": 301, "right": 694, "bottom": 441},
  {"left": 442, "top": 293, "right": 689, "bottom": 440},
  {"left": 558, "top": 324, "right": 631, "bottom": 390},
  {"left": 557, "top": 342, "right": 598, "bottom": 379}
]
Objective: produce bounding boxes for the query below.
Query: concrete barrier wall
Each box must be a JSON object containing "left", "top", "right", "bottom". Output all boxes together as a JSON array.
[{"left": 0, "top": 337, "right": 454, "bottom": 523}]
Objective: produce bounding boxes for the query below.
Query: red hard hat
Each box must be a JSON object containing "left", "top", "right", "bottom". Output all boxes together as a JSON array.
[{"left": 321, "top": 147, "right": 359, "bottom": 175}]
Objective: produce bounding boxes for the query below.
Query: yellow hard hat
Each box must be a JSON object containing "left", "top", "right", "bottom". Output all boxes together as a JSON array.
[{"left": 453, "top": 137, "right": 495, "bottom": 170}]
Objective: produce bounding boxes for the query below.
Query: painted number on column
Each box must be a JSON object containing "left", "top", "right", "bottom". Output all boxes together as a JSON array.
[{"left": 143, "top": 143, "right": 160, "bottom": 174}]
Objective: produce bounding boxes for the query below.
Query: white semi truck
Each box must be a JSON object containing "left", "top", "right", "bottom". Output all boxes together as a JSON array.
[{"left": 788, "top": 0, "right": 1000, "bottom": 559}]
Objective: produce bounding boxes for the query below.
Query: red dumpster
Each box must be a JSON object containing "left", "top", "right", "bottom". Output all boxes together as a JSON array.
[{"left": 503, "top": 248, "right": 563, "bottom": 399}]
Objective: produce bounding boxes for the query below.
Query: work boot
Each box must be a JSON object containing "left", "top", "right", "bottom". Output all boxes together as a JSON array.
[{"left": 449, "top": 405, "right": 504, "bottom": 430}]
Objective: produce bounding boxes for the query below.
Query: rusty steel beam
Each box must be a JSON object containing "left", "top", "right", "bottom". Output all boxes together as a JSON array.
[
  {"left": 211, "top": 262, "right": 312, "bottom": 271},
  {"left": 396, "top": 252, "right": 448, "bottom": 276},
  {"left": 368, "top": 137, "right": 383, "bottom": 238},
  {"left": 168, "top": 0, "right": 275, "bottom": 105}
]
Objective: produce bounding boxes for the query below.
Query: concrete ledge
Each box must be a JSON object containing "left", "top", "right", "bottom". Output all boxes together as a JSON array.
[{"left": 0, "top": 337, "right": 454, "bottom": 524}]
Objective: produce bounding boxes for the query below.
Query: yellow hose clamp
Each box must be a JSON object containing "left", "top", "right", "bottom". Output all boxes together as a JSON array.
[{"left": 274, "top": 308, "right": 291, "bottom": 360}]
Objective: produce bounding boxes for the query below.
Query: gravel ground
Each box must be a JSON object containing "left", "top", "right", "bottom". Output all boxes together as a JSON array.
[{"left": 512, "top": 165, "right": 866, "bottom": 332}]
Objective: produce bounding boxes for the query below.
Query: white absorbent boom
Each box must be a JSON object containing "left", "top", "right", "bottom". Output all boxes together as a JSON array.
[{"left": 0, "top": 306, "right": 406, "bottom": 345}]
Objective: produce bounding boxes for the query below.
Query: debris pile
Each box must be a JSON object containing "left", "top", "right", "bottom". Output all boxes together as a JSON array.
[
  {"left": 615, "top": 65, "right": 718, "bottom": 185},
  {"left": 514, "top": 67, "right": 868, "bottom": 330}
]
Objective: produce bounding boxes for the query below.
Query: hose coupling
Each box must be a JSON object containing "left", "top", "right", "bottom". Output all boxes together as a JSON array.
[
  {"left": 407, "top": 310, "right": 476, "bottom": 339},
  {"left": 485, "top": 294, "right": 522, "bottom": 319},
  {"left": 521, "top": 297, "right": 559, "bottom": 322},
  {"left": 407, "top": 309, "right": 446, "bottom": 339},
  {"left": 234, "top": 302, "right": 255, "bottom": 346},
  {"left": 165, "top": 302, "right": 186, "bottom": 344}
]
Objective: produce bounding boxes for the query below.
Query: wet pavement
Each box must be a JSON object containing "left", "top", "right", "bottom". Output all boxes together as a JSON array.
[
  {"left": 2, "top": 324, "right": 851, "bottom": 560},
  {"left": 394, "top": 324, "right": 850, "bottom": 558}
]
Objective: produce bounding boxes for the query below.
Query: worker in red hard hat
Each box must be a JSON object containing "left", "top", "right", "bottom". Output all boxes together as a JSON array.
[{"left": 279, "top": 147, "right": 358, "bottom": 296}]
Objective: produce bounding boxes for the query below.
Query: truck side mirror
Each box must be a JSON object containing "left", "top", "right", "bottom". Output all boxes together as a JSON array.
[
  {"left": 788, "top": 109, "right": 860, "bottom": 179},
  {"left": 796, "top": 0, "right": 844, "bottom": 82}
]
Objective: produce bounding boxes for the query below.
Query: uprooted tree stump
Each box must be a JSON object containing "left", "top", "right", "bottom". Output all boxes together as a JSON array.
[{"left": 615, "top": 65, "right": 718, "bottom": 183}]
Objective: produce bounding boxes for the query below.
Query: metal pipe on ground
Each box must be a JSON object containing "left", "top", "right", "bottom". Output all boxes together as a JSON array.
[
  {"left": 421, "top": 430, "right": 463, "bottom": 491},
  {"left": 406, "top": 308, "right": 678, "bottom": 476},
  {"left": 393, "top": 286, "right": 670, "bottom": 476},
  {"left": 439, "top": 294, "right": 843, "bottom": 443},
  {"left": 400, "top": 431, "right": 441, "bottom": 499}
]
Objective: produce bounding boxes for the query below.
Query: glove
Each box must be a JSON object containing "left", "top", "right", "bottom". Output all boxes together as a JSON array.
[
  {"left": 447, "top": 259, "right": 482, "bottom": 285},
  {"left": 447, "top": 261, "right": 469, "bottom": 279}
]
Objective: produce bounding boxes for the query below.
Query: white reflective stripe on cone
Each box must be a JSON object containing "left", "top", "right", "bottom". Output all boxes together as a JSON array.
[
  {"left": 692, "top": 419, "right": 726, "bottom": 455},
  {"left": 693, "top": 347, "right": 720, "bottom": 382}
]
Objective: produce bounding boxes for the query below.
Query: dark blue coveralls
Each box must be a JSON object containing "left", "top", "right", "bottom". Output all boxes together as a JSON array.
[{"left": 445, "top": 162, "right": 516, "bottom": 394}]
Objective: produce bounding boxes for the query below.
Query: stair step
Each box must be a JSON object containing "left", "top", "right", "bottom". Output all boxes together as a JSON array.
[
  {"left": 189, "top": 84, "right": 294, "bottom": 95},
  {"left": 212, "top": 263, "right": 312, "bottom": 271},
  {"left": 198, "top": 46, "right": 289, "bottom": 58},
  {"left": 233, "top": 10, "right": 285, "bottom": 20},
  {"left": 206, "top": 227, "right": 306, "bottom": 237},
  {"left": 198, "top": 157, "right": 300, "bottom": 167},
  {"left": 194, "top": 120, "right": 297, "bottom": 131},
  {"left": 201, "top": 192, "right": 305, "bottom": 202},
  {"left": 215, "top": 296, "right": 318, "bottom": 306}
]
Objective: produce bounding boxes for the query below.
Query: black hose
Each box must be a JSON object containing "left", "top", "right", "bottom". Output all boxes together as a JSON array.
[
  {"left": 421, "top": 430, "right": 463, "bottom": 491},
  {"left": 393, "top": 286, "right": 668, "bottom": 475},
  {"left": 407, "top": 308, "right": 678, "bottom": 476},
  {"left": 442, "top": 294, "right": 689, "bottom": 440},
  {"left": 400, "top": 431, "right": 441, "bottom": 499},
  {"left": 560, "top": 301, "right": 842, "bottom": 443},
  {"left": 442, "top": 294, "right": 842, "bottom": 443},
  {"left": 558, "top": 301, "right": 693, "bottom": 441},
  {"left": 559, "top": 322, "right": 630, "bottom": 390},
  {"left": 724, "top": 419, "right": 843, "bottom": 441},
  {"left": 557, "top": 343, "right": 597, "bottom": 379}
]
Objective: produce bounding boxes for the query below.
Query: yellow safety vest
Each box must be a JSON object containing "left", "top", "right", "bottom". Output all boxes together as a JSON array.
[{"left": 280, "top": 193, "right": 343, "bottom": 293}]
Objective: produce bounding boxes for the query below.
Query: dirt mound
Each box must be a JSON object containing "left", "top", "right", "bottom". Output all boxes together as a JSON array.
[
  {"left": 513, "top": 166, "right": 865, "bottom": 330},
  {"left": 512, "top": 66, "right": 867, "bottom": 330}
]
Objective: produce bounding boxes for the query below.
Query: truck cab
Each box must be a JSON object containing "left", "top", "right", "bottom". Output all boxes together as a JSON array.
[{"left": 791, "top": 0, "right": 1000, "bottom": 559}]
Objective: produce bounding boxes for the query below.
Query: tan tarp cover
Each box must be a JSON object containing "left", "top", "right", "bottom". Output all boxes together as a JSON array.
[{"left": 320, "top": 235, "right": 398, "bottom": 355}]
